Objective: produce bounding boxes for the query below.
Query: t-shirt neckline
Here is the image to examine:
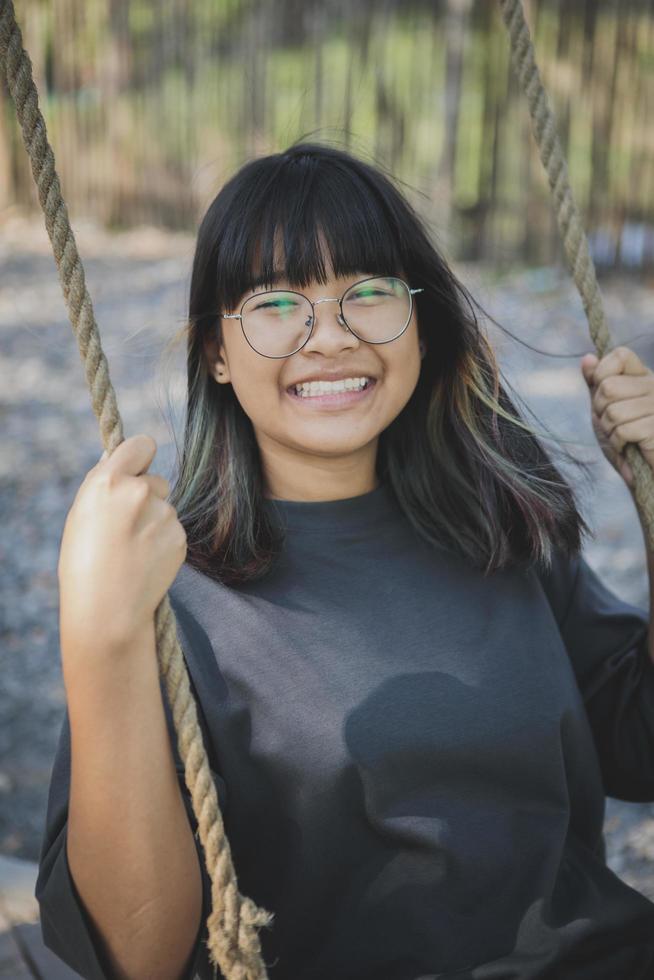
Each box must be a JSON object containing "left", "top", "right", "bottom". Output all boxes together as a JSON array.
[{"left": 261, "top": 481, "right": 399, "bottom": 532}]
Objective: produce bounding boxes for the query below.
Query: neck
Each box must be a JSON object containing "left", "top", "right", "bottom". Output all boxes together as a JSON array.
[{"left": 260, "top": 440, "right": 379, "bottom": 503}]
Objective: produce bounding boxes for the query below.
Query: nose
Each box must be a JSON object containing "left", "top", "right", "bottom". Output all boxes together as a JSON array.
[{"left": 305, "top": 297, "right": 349, "bottom": 332}]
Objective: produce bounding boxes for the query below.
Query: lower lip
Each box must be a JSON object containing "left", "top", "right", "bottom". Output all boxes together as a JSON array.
[{"left": 285, "top": 380, "right": 378, "bottom": 408}]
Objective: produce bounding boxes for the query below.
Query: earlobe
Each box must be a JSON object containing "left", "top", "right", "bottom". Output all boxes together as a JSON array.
[
  {"left": 206, "top": 342, "right": 230, "bottom": 384},
  {"left": 203, "top": 332, "right": 230, "bottom": 383}
]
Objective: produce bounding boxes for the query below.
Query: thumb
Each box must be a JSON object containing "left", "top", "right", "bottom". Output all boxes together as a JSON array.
[{"left": 581, "top": 352, "right": 599, "bottom": 387}]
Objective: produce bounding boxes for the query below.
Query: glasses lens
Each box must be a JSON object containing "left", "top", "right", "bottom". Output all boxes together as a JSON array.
[
  {"left": 341, "top": 277, "right": 412, "bottom": 343},
  {"left": 241, "top": 290, "right": 313, "bottom": 357},
  {"left": 239, "top": 277, "right": 413, "bottom": 357}
]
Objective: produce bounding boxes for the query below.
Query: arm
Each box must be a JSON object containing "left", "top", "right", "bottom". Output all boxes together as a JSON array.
[
  {"left": 63, "top": 622, "right": 203, "bottom": 980},
  {"left": 631, "top": 493, "right": 654, "bottom": 664},
  {"left": 538, "top": 546, "right": 654, "bottom": 802}
]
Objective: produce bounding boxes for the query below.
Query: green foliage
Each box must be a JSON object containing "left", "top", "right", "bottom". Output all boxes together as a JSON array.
[{"left": 3, "top": 0, "right": 652, "bottom": 267}]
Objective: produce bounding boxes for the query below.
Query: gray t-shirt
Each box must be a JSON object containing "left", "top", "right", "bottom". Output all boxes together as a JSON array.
[{"left": 35, "top": 481, "right": 654, "bottom": 979}]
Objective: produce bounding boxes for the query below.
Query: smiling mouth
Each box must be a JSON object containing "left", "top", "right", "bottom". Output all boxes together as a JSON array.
[{"left": 285, "top": 379, "right": 378, "bottom": 407}]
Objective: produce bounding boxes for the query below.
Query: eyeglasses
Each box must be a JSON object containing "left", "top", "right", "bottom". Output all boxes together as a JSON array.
[{"left": 221, "top": 275, "right": 424, "bottom": 359}]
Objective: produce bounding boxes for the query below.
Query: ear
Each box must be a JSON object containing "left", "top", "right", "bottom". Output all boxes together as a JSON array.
[{"left": 203, "top": 332, "right": 231, "bottom": 384}]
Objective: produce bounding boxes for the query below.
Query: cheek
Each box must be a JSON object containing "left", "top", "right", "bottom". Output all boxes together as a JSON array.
[
  {"left": 390, "top": 329, "right": 422, "bottom": 381},
  {"left": 381, "top": 342, "right": 423, "bottom": 412},
  {"left": 387, "top": 359, "right": 422, "bottom": 412},
  {"left": 366, "top": 350, "right": 422, "bottom": 421},
  {"left": 229, "top": 366, "right": 286, "bottom": 420}
]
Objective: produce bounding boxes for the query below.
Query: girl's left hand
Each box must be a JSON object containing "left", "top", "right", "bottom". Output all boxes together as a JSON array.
[{"left": 581, "top": 346, "right": 654, "bottom": 493}]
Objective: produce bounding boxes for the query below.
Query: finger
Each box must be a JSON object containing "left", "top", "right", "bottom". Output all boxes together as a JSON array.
[
  {"left": 102, "top": 434, "right": 158, "bottom": 478},
  {"left": 621, "top": 459, "right": 634, "bottom": 486},
  {"left": 136, "top": 472, "right": 171, "bottom": 500},
  {"left": 592, "top": 345, "right": 650, "bottom": 386},
  {"left": 592, "top": 375, "right": 654, "bottom": 415},
  {"left": 580, "top": 353, "right": 599, "bottom": 387},
  {"left": 606, "top": 416, "right": 654, "bottom": 455},
  {"left": 82, "top": 447, "right": 110, "bottom": 482},
  {"left": 597, "top": 393, "right": 654, "bottom": 434}
]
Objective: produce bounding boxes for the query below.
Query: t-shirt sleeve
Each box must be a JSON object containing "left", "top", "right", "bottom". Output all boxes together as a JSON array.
[
  {"left": 536, "top": 545, "right": 654, "bottom": 802},
  {"left": 34, "top": 659, "right": 227, "bottom": 980}
]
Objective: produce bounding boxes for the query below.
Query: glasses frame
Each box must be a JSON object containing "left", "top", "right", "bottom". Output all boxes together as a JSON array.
[{"left": 221, "top": 275, "right": 424, "bottom": 359}]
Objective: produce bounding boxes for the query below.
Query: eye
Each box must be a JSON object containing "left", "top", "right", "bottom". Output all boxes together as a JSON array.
[
  {"left": 251, "top": 294, "right": 300, "bottom": 312},
  {"left": 258, "top": 299, "right": 295, "bottom": 309},
  {"left": 346, "top": 286, "right": 392, "bottom": 302}
]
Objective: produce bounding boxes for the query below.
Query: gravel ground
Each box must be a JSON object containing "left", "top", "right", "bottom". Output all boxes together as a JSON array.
[{"left": 1, "top": 211, "right": 653, "bottom": 902}]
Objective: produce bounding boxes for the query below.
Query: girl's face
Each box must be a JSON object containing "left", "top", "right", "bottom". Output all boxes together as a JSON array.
[{"left": 204, "top": 256, "right": 424, "bottom": 499}]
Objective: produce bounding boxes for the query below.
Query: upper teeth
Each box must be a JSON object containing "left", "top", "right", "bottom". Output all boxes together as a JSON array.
[{"left": 292, "top": 377, "right": 372, "bottom": 396}]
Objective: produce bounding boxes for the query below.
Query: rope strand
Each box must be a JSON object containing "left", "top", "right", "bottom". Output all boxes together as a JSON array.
[
  {"left": 498, "top": 0, "right": 654, "bottom": 545},
  {"left": 0, "top": 2, "right": 274, "bottom": 976}
]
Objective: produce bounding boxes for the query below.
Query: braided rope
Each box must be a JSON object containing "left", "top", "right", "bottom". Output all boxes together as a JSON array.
[
  {"left": 0, "top": 2, "right": 273, "bottom": 977},
  {"left": 498, "top": 0, "right": 654, "bottom": 546}
]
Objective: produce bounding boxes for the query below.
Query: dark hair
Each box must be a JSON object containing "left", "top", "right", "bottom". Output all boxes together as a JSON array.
[{"left": 166, "top": 138, "right": 593, "bottom": 586}]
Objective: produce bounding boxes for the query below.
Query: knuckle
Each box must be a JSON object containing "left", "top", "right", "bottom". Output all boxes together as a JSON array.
[
  {"left": 140, "top": 518, "right": 157, "bottom": 542},
  {"left": 132, "top": 480, "right": 150, "bottom": 505},
  {"left": 94, "top": 468, "right": 118, "bottom": 492},
  {"left": 161, "top": 500, "right": 177, "bottom": 521}
]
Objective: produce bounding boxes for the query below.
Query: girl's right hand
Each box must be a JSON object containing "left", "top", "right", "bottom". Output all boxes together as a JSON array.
[{"left": 57, "top": 434, "right": 188, "bottom": 656}]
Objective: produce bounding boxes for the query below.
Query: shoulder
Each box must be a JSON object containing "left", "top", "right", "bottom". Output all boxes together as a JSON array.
[
  {"left": 167, "top": 562, "right": 221, "bottom": 641},
  {"left": 532, "top": 541, "right": 648, "bottom": 641},
  {"left": 530, "top": 544, "right": 583, "bottom": 630},
  {"left": 166, "top": 561, "right": 234, "bottom": 689},
  {"left": 168, "top": 559, "right": 209, "bottom": 604},
  {"left": 168, "top": 559, "right": 234, "bottom": 618}
]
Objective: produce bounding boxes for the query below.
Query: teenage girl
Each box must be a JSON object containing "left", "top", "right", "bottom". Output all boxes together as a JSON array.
[{"left": 36, "top": 141, "right": 654, "bottom": 980}]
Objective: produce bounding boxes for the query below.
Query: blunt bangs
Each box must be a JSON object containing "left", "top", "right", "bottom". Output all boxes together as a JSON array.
[{"left": 213, "top": 145, "right": 409, "bottom": 312}]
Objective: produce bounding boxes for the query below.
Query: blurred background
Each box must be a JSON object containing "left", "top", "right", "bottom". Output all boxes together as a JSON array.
[
  {"left": 3, "top": 0, "right": 654, "bottom": 267},
  {"left": 2, "top": 0, "right": 654, "bottom": 958}
]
